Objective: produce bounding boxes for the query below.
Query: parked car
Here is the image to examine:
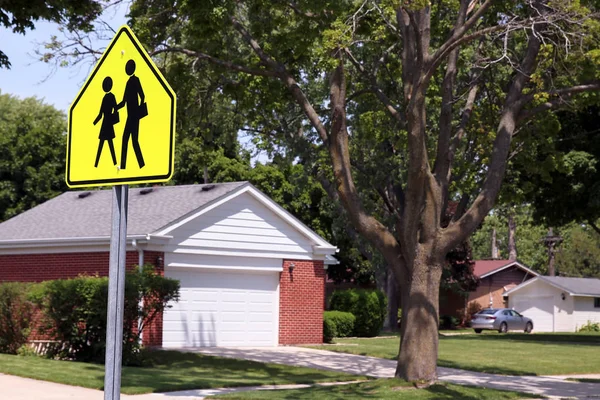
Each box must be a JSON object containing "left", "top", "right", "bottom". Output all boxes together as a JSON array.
[{"left": 470, "top": 308, "right": 533, "bottom": 334}]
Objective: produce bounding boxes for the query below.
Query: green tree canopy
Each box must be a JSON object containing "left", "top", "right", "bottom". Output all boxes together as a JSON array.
[
  {"left": 43, "top": 0, "right": 600, "bottom": 383},
  {"left": 556, "top": 224, "right": 600, "bottom": 278},
  {"left": 0, "top": 92, "right": 67, "bottom": 221},
  {"left": 0, "top": 0, "right": 103, "bottom": 68}
]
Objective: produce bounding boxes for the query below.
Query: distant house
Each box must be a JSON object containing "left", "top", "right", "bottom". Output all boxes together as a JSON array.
[
  {"left": 505, "top": 276, "right": 600, "bottom": 332},
  {"left": 440, "top": 259, "right": 539, "bottom": 320}
]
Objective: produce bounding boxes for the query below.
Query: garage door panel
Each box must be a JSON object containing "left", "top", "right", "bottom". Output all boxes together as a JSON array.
[
  {"left": 249, "top": 312, "right": 273, "bottom": 322},
  {"left": 221, "top": 312, "right": 245, "bottom": 322},
  {"left": 247, "top": 322, "right": 273, "bottom": 331},
  {"left": 163, "top": 267, "right": 279, "bottom": 347},
  {"left": 513, "top": 296, "right": 553, "bottom": 332}
]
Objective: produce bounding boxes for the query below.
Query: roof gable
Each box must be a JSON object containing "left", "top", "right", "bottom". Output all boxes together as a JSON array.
[
  {"left": 156, "top": 184, "right": 335, "bottom": 253},
  {"left": 505, "top": 276, "right": 600, "bottom": 297},
  {"left": 474, "top": 259, "right": 539, "bottom": 279},
  {"left": 0, "top": 182, "right": 336, "bottom": 255}
]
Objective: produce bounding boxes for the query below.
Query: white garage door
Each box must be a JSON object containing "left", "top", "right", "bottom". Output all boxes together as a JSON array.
[
  {"left": 163, "top": 268, "right": 279, "bottom": 347},
  {"left": 513, "top": 296, "right": 554, "bottom": 332}
]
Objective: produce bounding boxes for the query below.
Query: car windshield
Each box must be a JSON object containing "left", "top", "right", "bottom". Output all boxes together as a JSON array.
[{"left": 478, "top": 309, "right": 497, "bottom": 315}]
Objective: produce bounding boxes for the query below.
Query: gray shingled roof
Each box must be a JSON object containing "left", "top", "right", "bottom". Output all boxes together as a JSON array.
[
  {"left": 542, "top": 276, "right": 600, "bottom": 297},
  {"left": 0, "top": 182, "right": 247, "bottom": 240}
]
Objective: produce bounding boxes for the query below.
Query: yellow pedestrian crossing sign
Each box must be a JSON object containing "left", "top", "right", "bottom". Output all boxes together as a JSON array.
[{"left": 66, "top": 25, "right": 176, "bottom": 188}]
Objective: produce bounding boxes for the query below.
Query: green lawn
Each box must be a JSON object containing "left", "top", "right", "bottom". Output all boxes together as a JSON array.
[
  {"left": 213, "top": 379, "right": 539, "bottom": 399},
  {"left": 310, "top": 332, "right": 600, "bottom": 376},
  {"left": 0, "top": 350, "right": 364, "bottom": 395}
]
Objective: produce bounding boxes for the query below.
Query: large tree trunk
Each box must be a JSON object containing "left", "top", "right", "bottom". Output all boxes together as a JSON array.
[
  {"left": 396, "top": 246, "right": 443, "bottom": 383},
  {"left": 386, "top": 270, "right": 399, "bottom": 331}
]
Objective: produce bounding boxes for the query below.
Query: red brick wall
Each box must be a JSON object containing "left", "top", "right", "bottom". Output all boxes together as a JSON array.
[
  {"left": 468, "top": 266, "right": 534, "bottom": 310},
  {"left": 0, "top": 250, "right": 165, "bottom": 347},
  {"left": 0, "top": 251, "right": 139, "bottom": 282},
  {"left": 279, "top": 259, "right": 325, "bottom": 345}
]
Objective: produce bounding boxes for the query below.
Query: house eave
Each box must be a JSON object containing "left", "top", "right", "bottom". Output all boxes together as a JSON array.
[{"left": 0, "top": 234, "right": 172, "bottom": 250}]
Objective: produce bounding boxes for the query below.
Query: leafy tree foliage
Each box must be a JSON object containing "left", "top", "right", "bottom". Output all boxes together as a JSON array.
[
  {"left": 0, "top": 93, "right": 67, "bottom": 221},
  {"left": 43, "top": 0, "right": 600, "bottom": 382},
  {"left": 0, "top": 0, "right": 102, "bottom": 68},
  {"left": 124, "top": 0, "right": 600, "bottom": 382},
  {"left": 556, "top": 225, "right": 600, "bottom": 278},
  {"left": 471, "top": 207, "right": 549, "bottom": 272},
  {"left": 516, "top": 107, "right": 600, "bottom": 233}
]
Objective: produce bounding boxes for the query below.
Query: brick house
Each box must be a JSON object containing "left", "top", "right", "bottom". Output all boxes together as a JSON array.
[
  {"left": 0, "top": 182, "right": 337, "bottom": 347},
  {"left": 440, "top": 259, "right": 539, "bottom": 320}
]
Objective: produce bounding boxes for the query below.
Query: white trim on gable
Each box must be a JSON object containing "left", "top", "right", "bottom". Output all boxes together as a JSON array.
[
  {"left": 503, "top": 276, "right": 541, "bottom": 297},
  {"left": 503, "top": 276, "right": 596, "bottom": 297},
  {"left": 479, "top": 260, "right": 539, "bottom": 279},
  {"left": 155, "top": 183, "right": 337, "bottom": 255}
]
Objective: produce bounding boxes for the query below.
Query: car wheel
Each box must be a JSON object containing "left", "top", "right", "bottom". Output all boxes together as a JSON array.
[
  {"left": 524, "top": 322, "right": 533, "bottom": 334},
  {"left": 474, "top": 329, "right": 482, "bottom": 334},
  {"left": 498, "top": 322, "right": 508, "bottom": 334}
]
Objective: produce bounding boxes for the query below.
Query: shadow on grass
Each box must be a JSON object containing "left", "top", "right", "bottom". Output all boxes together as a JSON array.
[{"left": 118, "top": 350, "right": 362, "bottom": 394}]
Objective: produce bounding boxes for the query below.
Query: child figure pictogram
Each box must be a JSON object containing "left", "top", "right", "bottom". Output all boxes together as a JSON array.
[{"left": 93, "top": 77, "right": 119, "bottom": 167}]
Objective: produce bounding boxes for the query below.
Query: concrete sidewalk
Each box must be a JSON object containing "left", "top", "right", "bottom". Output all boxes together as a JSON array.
[
  {"left": 191, "top": 346, "right": 600, "bottom": 399},
  {"left": 0, "top": 373, "right": 199, "bottom": 400},
  {"left": 0, "top": 373, "right": 359, "bottom": 400}
]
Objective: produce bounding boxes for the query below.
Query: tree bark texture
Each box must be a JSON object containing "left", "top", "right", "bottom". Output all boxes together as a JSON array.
[
  {"left": 386, "top": 270, "right": 399, "bottom": 331},
  {"left": 397, "top": 247, "right": 443, "bottom": 382}
]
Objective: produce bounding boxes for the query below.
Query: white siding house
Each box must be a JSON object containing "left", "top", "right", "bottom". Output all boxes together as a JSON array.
[{"left": 505, "top": 276, "right": 600, "bottom": 332}]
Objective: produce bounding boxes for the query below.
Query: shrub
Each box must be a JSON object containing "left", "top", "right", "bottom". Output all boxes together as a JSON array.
[
  {"left": 323, "top": 311, "right": 355, "bottom": 342},
  {"left": 323, "top": 316, "right": 337, "bottom": 343},
  {"left": 32, "top": 265, "right": 179, "bottom": 364},
  {"left": 578, "top": 321, "right": 600, "bottom": 332},
  {"left": 439, "top": 315, "right": 460, "bottom": 330},
  {"left": 17, "top": 344, "right": 38, "bottom": 357},
  {"left": 0, "top": 282, "right": 35, "bottom": 354},
  {"left": 329, "top": 289, "right": 386, "bottom": 337}
]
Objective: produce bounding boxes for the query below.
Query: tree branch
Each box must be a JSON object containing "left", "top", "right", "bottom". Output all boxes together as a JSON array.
[
  {"left": 344, "top": 48, "right": 404, "bottom": 124},
  {"left": 150, "top": 46, "right": 278, "bottom": 77},
  {"left": 589, "top": 220, "right": 600, "bottom": 236},
  {"left": 444, "top": 8, "right": 545, "bottom": 252},
  {"left": 431, "top": 0, "right": 494, "bottom": 67},
  {"left": 518, "top": 82, "right": 600, "bottom": 121}
]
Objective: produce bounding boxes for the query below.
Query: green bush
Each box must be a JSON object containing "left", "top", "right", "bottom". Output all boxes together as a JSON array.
[
  {"left": 323, "top": 311, "right": 355, "bottom": 342},
  {"left": 16, "top": 344, "right": 39, "bottom": 357},
  {"left": 578, "top": 321, "right": 600, "bottom": 332},
  {"left": 323, "top": 316, "right": 337, "bottom": 343},
  {"left": 32, "top": 265, "right": 179, "bottom": 364},
  {"left": 0, "top": 282, "right": 35, "bottom": 354},
  {"left": 439, "top": 315, "right": 460, "bottom": 330},
  {"left": 329, "top": 289, "right": 386, "bottom": 337}
]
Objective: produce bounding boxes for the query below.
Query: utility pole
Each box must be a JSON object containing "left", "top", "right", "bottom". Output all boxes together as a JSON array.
[{"left": 541, "top": 228, "right": 563, "bottom": 276}]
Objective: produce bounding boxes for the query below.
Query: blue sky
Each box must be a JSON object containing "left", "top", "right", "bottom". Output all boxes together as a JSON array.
[{"left": 0, "top": 4, "right": 128, "bottom": 112}]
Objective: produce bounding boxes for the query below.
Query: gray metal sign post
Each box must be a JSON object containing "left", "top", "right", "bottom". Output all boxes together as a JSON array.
[{"left": 104, "top": 184, "right": 129, "bottom": 400}]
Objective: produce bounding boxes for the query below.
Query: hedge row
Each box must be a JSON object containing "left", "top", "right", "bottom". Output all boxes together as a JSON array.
[
  {"left": 0, "top": 266, "right": 179, "bottom": 365},
  {"left": 327, "top": 289, "right": 387, "bottom": 338}
]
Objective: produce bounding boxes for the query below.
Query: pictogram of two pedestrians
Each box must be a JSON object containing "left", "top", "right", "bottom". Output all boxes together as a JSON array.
[{"left": 93, "top": 59, "right": 147, "bottom": 169}]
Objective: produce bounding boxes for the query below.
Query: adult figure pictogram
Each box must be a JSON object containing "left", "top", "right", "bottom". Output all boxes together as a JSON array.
[
  {"left": 117, "top": 59, "right": 147, "bottom": 169},
  {"left": 93, "top": 77, "right": 118, "bottom": 167}
]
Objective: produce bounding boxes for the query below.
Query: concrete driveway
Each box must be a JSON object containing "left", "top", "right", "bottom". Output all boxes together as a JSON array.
[{"left": 192, "top": 346, "right": 600, "bottom": 399}]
